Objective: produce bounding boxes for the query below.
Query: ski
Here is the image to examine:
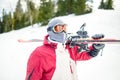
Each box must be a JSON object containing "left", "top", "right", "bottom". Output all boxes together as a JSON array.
[
  {"left": 18, "top": 38, "right": 120, "bottom": 44},
  {"left": 18, "top": 39, "right": 43, "bottom": 43},
  {"left": 72, "top": 38, "right": 120, "bottom": 44}
]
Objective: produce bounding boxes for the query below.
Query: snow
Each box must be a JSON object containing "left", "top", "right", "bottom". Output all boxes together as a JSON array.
[{"left": 0, "top": 0, "right": 120, "bottom": 80}]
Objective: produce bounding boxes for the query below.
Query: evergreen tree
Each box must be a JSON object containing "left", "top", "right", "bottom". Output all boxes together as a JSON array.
[
  {"left": 56, "top": 0, "right": 75, "bottom": 16},
  {"left": 0, "top": 17, "right": 4, "bottom": 33},
  {"left": 74, "top": 0, "right": 86, "bottom": 15},
  {"left": 56, "top": 0, "right": 92, "bottom": 16},
  {"left": 26, "top": 0, "right": 37, "bottom": 26},
  {"left": 56, "top": 0, "right": 66, "bottom": 16},
  {"left": 99, "top": 0, "right": 105, "bottom": 9},
  {"left": 14, "top": 0, "right": 24, "bottom": 29},
  {"left": 2, "top": 9, "right": 12, "bottom": 32},
  {"left": 104, "top": 0, "right": 113, "bottom": 9},
  {"left": 99, "top": 0, "right": 113, "bottom": 9},
  {"left": 21, "top": 11, "right": 30, "bottom": 27},
  {"left": 38, "top": 0, "right": 55, "bottom": 25},
  {"left": 65, "top": 0, "right": 75, "bottom": 14}
]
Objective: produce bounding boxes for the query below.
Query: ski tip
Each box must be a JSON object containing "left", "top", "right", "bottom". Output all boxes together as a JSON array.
[
  {"left": 18, "top": 39, "right": 25, "bottom": 42},
  {"left": 18, "top": 39, "right": 43, "bottom": 43}
]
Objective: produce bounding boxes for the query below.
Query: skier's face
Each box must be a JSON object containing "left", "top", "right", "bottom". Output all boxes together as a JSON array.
[{"left": 53, "top": 24, "right": 67, "bottom": 33}]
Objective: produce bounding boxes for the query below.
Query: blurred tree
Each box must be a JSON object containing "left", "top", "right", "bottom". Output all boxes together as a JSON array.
[
  {"left": 38, "top": 0, "right": 55, "bottom": 25},
  {"left": 99, "top": 0, "right": 114, "bottom": 9},
  {"left": 56, "top": 0, "right": 92, "bottom": 16},
  {"left": 0, "top": 17, "right": 4, "bottom": 33},
  {"left": 56, "top": 0, "right": 75, "bottom": 16},
  {"left": 2, "top": 9, "right": 12, "bottom": 32},
  {"left": 99, "top": 0, "right": 105, "bottom": 9},
  {"left": 56, "top": 0, "right": 66, "bottom": 16},
  {"left": 65, "top": 0, "right": 75, "bottom": 14},
  {"left": 104, "top": 0, "right": 113, "bottom": 9},
  {"left": 74, "top": 0, "right": 86, "bottom": 15},
  {"left": 14, "top": 0, "right": 24, "bottom": 29},
  {"left": 21, "top": 11, "right": 29, "bottom": 27},
  {"left": 25, "top": 0, "right": 38, "bottom": 27}
]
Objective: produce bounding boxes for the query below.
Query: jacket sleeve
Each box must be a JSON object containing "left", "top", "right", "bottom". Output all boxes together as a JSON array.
[
  {"left": 66, "top": 44, "right": 93, "bottom": 61},
  {"left": 25, "top": 50, "right": 43, "bottom": 80}
]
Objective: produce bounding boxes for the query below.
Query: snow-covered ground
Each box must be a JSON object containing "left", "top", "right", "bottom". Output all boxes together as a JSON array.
[{"left": 0, "top": 0, "right": 120, "bottom": 80}]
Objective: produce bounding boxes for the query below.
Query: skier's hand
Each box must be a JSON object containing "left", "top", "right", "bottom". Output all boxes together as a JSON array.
[
  {"left": 92, "top": 44, "right": 105, "bottom": 50},
  {"left": 88, "top": 44, "right": 105, "bottom": 57}
]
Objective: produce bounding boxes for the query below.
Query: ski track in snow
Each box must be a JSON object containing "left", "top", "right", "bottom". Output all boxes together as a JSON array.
[{"left": 0, "top": 0, "right": 120, "bottom": 80}]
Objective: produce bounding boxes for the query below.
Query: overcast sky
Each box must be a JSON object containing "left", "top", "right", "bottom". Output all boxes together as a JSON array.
[
  {"left": 0, "top": 0, "right": 40, "bottom": 18},
  {"left": 0, "top": 0, "right": 17, "bottom": 17}
]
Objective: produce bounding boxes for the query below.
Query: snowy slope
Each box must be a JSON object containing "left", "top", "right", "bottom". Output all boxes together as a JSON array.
[{"left": 0, "top": 0, "right": 120, "bottom": 80}]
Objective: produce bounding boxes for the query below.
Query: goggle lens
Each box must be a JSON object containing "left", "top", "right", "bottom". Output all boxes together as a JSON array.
[{"left": 53, "top": 25, "right": 66, "bottom": 33}]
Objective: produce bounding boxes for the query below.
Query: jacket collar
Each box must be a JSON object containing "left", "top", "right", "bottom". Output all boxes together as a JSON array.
[{"left": 43, "top": 35, "right": 58, "bottom": 49}]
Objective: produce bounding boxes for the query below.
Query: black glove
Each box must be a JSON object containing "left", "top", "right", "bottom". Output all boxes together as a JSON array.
[
  {"left": 92, "top": 44, "right": 105, "bottom": 50},
  {"left": 89, "top": 44, "right": 105, "bottom": 57}
]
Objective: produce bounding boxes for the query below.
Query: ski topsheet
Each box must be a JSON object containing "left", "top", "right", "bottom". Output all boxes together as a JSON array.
[
  {"left": 18, "top": 38, "right": 120, "bottom": 44},
  {"left": 18, "top": 39, "right": 43, "bottom": 42},
  {"left": 70, "top": 38, "right": 120, "bottom": 44}
]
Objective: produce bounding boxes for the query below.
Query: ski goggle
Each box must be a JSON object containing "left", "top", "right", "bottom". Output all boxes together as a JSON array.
[{"left": 53, "top": 24, "right": 67, "bottom": 33}]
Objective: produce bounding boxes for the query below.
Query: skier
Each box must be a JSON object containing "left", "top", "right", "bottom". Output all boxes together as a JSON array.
[{"left": 25, "top": 18, "right": 105, "bottom": 80}]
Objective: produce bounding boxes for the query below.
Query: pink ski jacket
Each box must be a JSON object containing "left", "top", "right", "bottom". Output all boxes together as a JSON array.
[{"left": 25, "top": 35, "right": 93, "bottom": 80}]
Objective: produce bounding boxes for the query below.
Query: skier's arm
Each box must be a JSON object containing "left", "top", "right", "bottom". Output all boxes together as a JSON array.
[
  {"left": 25, "top": 51, "right": 44, "bottom": 80},
  {"left": 66, "top": 44, "right": 105, "bottom": 61},
  {"left": 66, "top": 45, "right": 92, "bottom": 61}
]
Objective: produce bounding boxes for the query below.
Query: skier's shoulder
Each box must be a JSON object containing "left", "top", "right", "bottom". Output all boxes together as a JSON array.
[{"left": 32, "top": 44, "right": 55, "bottom": 57}]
